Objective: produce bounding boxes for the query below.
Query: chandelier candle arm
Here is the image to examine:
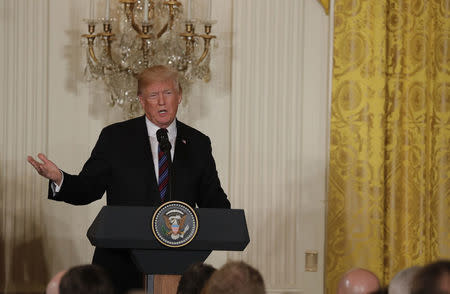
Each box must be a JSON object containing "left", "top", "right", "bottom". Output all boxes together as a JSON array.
[
  {"left": 180, "top": 22, "right": 196, "bottom": 66},
  {"left": 122, "top": 0, "right": 143, "bottom": 35},
  {"left": 82, "top": 22, "right": 99, "bottom": 64},
  {"left": 100, "top": 33, "right": 116, "bottom": 70},
  {"left": 156, "top": 1, "right": 182, "bottom": 38},
  {"left": 196, "top": 24, "right": 216, "bottom": 66}
]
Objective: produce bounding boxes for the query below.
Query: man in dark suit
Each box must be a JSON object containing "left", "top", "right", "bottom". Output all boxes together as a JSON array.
[{"left": 28, "top": 65, "right": 230, "bottom": 293}]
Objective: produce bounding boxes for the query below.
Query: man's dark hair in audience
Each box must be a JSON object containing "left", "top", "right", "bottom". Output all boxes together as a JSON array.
[
  {"left": 59, "top": 264, "right": 116, "bottom": 294},
  {"left": 369, "top": 287, "right": 388, "bottom": 294},
  {"left": 202, "top": 261, "right": 265, "bottom": 294},
  {"left": 411, "top": 259, "right": 450, "bottom": 294},
  {"left": 176, "top": 262, "right": 216, "bottom": 294}
]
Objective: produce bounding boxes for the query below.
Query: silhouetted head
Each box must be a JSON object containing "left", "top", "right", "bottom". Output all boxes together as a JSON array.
[
  {"left": 411, "top": 260, "right": 450, "bottom": 294},
  {"left": 46, "top": 270, "right": 67, "bottom": 294},
  {"left": 202, "top": 261, "right": 265, "bottom": 294},
  {"left": 177, "top": 262, "right": 216, "bottom": 294},
  {"left": 59, "top": 264, "right": 116, "bottom": 294},
  {"left": 337, "top": 268, "right": 380, "bottom": 294}
]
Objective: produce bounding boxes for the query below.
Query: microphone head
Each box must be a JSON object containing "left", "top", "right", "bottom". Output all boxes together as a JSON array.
[
  {"left": 156, "top": 128, "right": 171, "bottom": 152},
  {"left": 156, "top": 128, "right": 168, "bottom": 142}
]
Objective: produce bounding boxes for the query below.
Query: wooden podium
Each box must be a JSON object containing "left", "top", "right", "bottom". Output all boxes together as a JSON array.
[{"left": 87, "top": 206, "right": 250, "bottom": 294}]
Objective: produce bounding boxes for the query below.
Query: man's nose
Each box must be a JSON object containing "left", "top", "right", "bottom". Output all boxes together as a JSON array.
[{"left": 157, "top": 92, "right": 165, "bottom": 104}]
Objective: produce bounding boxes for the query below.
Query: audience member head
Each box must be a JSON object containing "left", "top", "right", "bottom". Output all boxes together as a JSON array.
[
  {"left": 46, "top": 270, "right": 67, "bottom": 294},
  {"left": 176, "top": 262, "right": 216, "bottom": 294},
  {"left": 368, "top": 286, "right": 388, "bottom": 294},
  {"left": 388, "top": 266, "right": 421, "bottom": 294},
  {"left": 202, "top": 261, "right": 265, "bottom": 294},
  {"left": 411, "top": 259, "right": 450, "bottom": 294},
  {"left": 59, "top": 264, "right": 116, "bottom": 294},
  {"left": 337, "top": 268, "right": 380, "bottom": 294}
]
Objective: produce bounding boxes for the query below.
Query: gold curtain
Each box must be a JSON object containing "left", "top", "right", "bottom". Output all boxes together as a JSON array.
[
  {"left": 326, "top": 0, "right": 450, "bottom": 293},
  {"left": 318, "top": 0, "right": 330, "bottom": 15}
]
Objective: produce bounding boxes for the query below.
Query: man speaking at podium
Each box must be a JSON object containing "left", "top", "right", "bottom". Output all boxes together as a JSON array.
[{"left": 27, "top": 65, "right": 230, "bottom": 293}]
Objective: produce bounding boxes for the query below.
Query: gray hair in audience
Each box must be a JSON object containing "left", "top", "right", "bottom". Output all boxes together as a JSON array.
[{"left": 388, "top": 266, "right": 421, "bottom": 294}]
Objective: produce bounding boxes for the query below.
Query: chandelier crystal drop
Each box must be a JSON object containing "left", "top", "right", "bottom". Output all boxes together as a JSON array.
[{"left": 82, "top": 0, "right": 217, "bottom": 118}]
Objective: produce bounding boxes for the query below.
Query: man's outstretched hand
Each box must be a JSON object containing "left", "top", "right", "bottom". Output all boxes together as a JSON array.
[{"left": 27, "top": 153, "right": 62, "bottom": 186}]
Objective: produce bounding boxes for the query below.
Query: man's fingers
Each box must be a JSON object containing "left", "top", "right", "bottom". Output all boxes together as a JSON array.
[
  {"left": 27, "top": 158, "right": 45, "bottom": 175},
  {"left": 28, "top": 153, "right": 60, "bottom": 181},
  {"left": 37, "top": 153, "right": 49, "bottom": 163},
  {"left": 27, "top": 156, "right": 39, "bottom": 168},
  {"left": 27, "top": 156, "right": 36, "bottom": 165}
]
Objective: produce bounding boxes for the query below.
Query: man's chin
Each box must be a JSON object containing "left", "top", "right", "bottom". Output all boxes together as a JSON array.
[{"left": 155, "top": 119, "right": 174, "bottom": 129}]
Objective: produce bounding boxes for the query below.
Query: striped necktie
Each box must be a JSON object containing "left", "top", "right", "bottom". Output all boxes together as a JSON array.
[{"left": 158, "top": 144, "right": 169, "bottom": 201}]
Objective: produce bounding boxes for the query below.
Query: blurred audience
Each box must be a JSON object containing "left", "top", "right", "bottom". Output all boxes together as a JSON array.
[
  {"left": 58, "top": 264, "right": 116, "bottom": 294},
  {"left": 337, "top": 268, "right": 380, "bottom": 294},
  {"left": 177, "top": 262, "right": 216, "bottom": 294},
  {"left": 46, "top": 270, "right": 67, "bottom": 294},
  {"left": 411, "top": 259, "right": 450, "bottom": 294},
  {"left": 202, "top": 261, "right": 265, "bottom": 294},
  {"left": 388, "top": 266, "right": 421, "bottom": 294},
  {"left": 369, "top": 286, "right": 388, "bottom": 294}
]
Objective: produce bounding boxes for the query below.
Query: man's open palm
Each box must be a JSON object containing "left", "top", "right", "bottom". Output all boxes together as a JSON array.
[{"left": 27, "top": 153, "right": 62, "bottom": 185}]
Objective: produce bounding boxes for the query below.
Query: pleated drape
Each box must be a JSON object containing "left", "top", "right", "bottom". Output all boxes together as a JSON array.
[{"left": 323, "top": 0, "right": 450, "bottom": 292}]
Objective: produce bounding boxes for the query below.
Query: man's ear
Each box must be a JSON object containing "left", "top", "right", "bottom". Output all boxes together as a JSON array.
[{"left": 138, "top": 95, "right": 144, "bottom": 106}]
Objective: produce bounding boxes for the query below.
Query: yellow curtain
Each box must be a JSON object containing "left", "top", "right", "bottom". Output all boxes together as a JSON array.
[
  {"left": 326, "top": 0, "right": 450, "bottom": 293},
  {"left": 318, "top": 0, "right": 330, "bottom": 15}
]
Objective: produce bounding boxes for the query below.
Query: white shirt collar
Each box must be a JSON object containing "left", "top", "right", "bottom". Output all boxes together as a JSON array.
[{"left": 144, "top": 116, "right": 177, "bottom": 139}]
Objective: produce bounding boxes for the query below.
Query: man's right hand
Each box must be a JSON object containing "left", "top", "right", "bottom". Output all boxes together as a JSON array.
[{"left": 27, "top": 153, "right": 62, "bottom": 186}]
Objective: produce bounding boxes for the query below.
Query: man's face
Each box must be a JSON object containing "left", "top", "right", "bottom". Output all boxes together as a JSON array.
[{"left": 139, "top": 79, "right": 182, "bottom": 128}]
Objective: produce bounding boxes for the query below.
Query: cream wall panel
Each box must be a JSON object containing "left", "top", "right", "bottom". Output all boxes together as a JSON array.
[
  {"left": 1, "top": 0, "right": 50, "bottom": 292},
  {"left": 230, "top": 1, "right": 329, "bottom": 293}
]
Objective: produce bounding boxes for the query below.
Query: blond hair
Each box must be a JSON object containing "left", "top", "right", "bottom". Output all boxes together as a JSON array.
[{"left": 137, "top": 65, "right": 181, "bottom": 95}]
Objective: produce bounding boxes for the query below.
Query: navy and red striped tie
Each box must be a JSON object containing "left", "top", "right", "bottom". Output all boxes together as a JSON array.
[{"left": 158, "top": 144, "right": 169, "bottom": 201}]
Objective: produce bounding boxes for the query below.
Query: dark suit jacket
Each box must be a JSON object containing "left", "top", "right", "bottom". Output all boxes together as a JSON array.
[{"left": 49, "top": 116, "right": 230, "bottom": 292}]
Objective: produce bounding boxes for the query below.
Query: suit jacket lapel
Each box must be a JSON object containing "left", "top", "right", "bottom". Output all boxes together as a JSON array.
[
  {"left": 174, "top": 120, "right": 189, "bottom": 168},
  {"left": 172, "top": 120, "right": 190, "bottom": 200}
]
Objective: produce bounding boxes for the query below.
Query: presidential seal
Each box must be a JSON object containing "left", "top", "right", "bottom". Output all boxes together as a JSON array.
[{"left": 151, "top": 201, "right": 199, "bottom": 248}]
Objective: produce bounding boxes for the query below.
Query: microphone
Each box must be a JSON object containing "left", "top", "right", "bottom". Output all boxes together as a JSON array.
[{"left": 156, "top": 128, "right": 171, "bottom": 153}]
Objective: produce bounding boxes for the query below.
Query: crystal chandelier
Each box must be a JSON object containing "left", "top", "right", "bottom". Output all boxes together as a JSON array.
[{"left": 82, "top": 0, "right": 217, "bottom": 117}]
